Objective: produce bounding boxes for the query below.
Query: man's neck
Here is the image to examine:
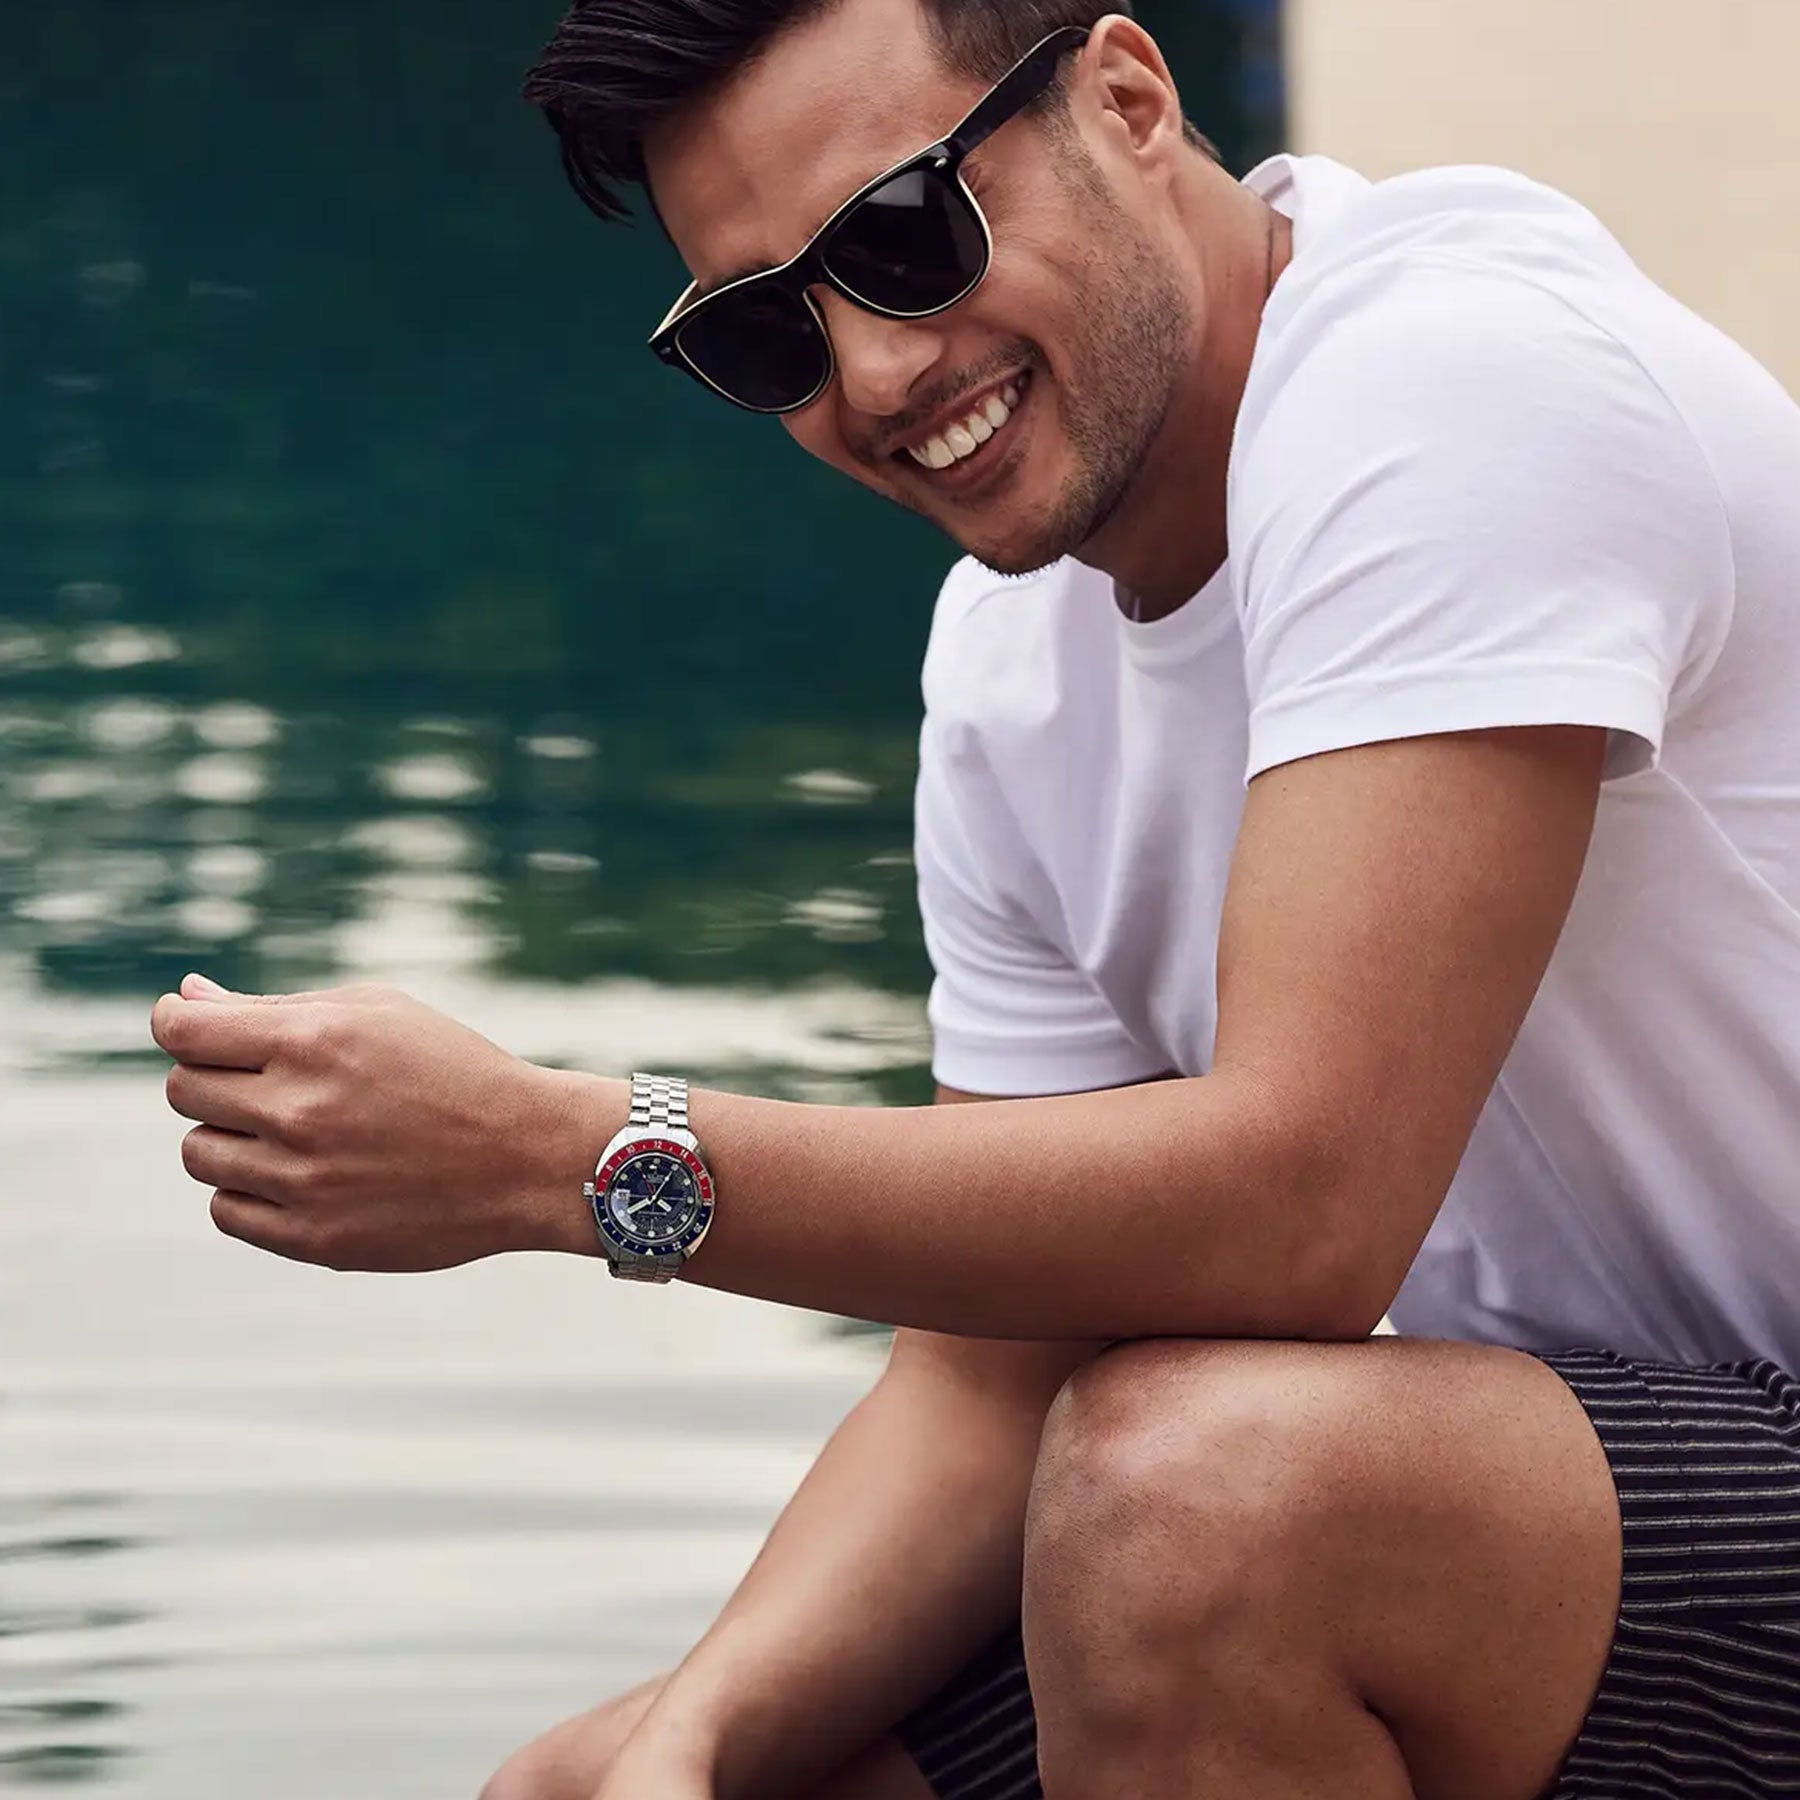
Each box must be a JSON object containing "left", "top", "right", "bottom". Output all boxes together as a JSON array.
[{"left": 1096, "top": 196, "right": 1293, "bottom": 624}]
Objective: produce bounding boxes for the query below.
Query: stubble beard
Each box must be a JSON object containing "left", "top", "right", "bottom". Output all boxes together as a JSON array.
[{"left": 967, "top": 223, "right": 1195, "bottom": 580}]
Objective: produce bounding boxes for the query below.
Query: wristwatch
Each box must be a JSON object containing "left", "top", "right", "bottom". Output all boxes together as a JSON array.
[{"left": 585, "top": 1072, "right": 717, "bottom": 1283}]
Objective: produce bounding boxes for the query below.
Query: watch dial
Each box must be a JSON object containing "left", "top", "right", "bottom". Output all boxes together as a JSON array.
[{"left": 605, "top": 1151, "right": 703, "bottom": 1244}]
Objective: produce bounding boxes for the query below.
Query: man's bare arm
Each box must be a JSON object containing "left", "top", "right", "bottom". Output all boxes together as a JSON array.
[
  {"left": 544, "top": 726, "right": 1607, "bottom": 1338},
  {"left": 157, "top": 726, "right": 1604, "bottom": 1341}
]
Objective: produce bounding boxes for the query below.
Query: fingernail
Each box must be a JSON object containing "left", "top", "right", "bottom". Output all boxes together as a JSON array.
[{"left": 183, "top": 972, "right": 227, "bottom": 996}]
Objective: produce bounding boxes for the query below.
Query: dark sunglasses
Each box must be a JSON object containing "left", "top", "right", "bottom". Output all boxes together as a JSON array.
[{"left": 648, "top": 25, "right": 1090, "bottom": 415}]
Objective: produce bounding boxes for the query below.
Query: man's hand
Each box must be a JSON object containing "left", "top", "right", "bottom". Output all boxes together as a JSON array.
[
  {"left": 151, "top": 974, "right": 606, "bottom": 1270},
  {"left": 591, "top": 1747, "right": 716, "bottom": 1800}
]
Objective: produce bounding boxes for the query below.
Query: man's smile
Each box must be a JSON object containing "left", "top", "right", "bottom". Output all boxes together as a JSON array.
[{"left": 889, "top": 369, "right": 1035, "bottom": 492}]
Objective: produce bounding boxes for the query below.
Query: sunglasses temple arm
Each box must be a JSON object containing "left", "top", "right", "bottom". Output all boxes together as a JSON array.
[
  {"left": 945, "top": 25, "right": 1089, "bottom": 159},
  {"left": 650, "top": 281, "right": 701, "bottom": 344}
]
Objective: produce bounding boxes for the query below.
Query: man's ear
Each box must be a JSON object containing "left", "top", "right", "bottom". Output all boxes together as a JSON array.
[{"left": 1077, "top": 14, "right": 1188, "bottom": 168}]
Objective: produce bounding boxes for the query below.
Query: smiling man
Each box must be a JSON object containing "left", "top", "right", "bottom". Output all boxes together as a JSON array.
[{"left": 149, "top": 2, "right": 1800, "bottom": 1798}]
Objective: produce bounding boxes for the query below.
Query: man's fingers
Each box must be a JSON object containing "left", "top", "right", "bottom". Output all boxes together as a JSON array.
[
  {"left": 208, "top": 1190, "right": 315, "bottom": 1262},
  {"left": 151, "top": 995, "right": 271, "bottom": 1070},
  {"left": 150, "top": 995, "right": 302, "bottom": 1071},
  {"left": 165, "top": 1064, "right": 265, "bottom": 1135},
  {"left": 181, "top": 1124, "right": 291, "bottom": 1200}
]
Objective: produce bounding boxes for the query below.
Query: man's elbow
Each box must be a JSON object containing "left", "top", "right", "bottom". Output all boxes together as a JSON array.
[
  {"left": 1293, "top": 1259, "right": 1400, "bottom": 1342},
  {"left": 1289, "top": 1169, "right": 1436, "bottom": 1341}
]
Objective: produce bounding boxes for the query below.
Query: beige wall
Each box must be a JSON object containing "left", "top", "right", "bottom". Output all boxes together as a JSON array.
[{"left": 1286, "top": 0, "right": 1800, "bottom": 395}]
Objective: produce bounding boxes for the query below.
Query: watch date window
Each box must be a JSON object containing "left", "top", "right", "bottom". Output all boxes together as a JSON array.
[{"left": 607, "top": 1152, "right": 701, "bottom": 1241}]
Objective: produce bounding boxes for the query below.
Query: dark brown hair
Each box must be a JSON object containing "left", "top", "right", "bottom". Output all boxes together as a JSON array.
[{"left": 520, "top": 0, "right": 1214, "bottom": 224}]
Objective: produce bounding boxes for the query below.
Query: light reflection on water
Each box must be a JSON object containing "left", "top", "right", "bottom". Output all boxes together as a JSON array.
[{"left": 0, "top": 674, "right": 934, "bottom": 1073}]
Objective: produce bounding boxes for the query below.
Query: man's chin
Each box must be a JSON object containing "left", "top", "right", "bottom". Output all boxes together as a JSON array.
[
  {"left": 904, "top": 497, "right": 1060, "bottom": 581},
  {"left": 961, "top": 541, "right": 1066, "bottom": 580},
  {"left": 873, "top": 454, "right": 1105, "bottom": 578},
  {"left": 949, "top": 508, "right": 1099, "bottom": 580}
]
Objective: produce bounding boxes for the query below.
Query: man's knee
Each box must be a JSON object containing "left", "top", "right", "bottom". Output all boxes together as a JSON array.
[
  {"left": 1021, "top": 1336, "right": 1620, "bottom": 1740},
  {"left": 1022, "top": 1336, "right": 1625, "bottom": 1800},
  {"left": 1024, "top": 1339, "right": 1336, "bottom": 1651}
]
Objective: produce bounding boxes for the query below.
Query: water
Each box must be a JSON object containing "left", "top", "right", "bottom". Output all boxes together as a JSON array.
[
  {"left": 1, "top": 6, "right": 1281, "bottom": 1792},
  {"left": 0, "top": 686, "right": 927, "bottom": 1792},
  {"left": 4, "top": 1080, "right": 882, "bottom": 1794},
  {"left": 0, "top": 692, "right": 920, "bottom": 1794}
]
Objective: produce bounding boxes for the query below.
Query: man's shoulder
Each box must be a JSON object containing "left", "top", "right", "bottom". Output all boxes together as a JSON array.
[
  {"left": 1287, "top": 159, "right": 1630, "bottom": 300},
  {"left": 1255, "top": 159, "right": 1643, "bottom": 391},
  {"left": 1234, "top": 160, "right": 1696, "bottom": 512}
]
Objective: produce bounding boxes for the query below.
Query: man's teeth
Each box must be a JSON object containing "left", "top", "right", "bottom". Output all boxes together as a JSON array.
[{"left": 909, "top": 382, "right": 1023, "bottom": 471}]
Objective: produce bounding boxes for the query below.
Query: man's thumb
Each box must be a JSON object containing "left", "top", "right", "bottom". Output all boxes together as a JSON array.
[{"left": 179, "top": 971, "right": 289, "bottom": 1004}]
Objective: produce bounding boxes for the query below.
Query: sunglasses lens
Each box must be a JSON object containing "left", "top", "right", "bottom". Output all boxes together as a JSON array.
[
  {"left": 676, "top": 284, "right": 831, "bottom": 412},
  {"left": 824, "top": 166, "right": 988, "bottom": 313}
]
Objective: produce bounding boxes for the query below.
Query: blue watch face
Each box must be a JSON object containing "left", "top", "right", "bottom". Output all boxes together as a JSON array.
[{"left": 604, "top": 1150, "right": 704, "bottom": 1244}]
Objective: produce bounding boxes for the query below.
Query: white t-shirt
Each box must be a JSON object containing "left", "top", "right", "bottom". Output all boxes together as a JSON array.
[{"left": 915, "top": 154, "right": 1800, "bottom": 1371}]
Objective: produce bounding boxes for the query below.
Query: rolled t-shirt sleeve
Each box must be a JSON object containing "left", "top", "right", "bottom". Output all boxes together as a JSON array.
[
  {"left": 915, "top": 707, "right": 1167, "bottom": 1098},
  {"left": 1233, "top": 259, "right": 1736, "bottom": 783}
]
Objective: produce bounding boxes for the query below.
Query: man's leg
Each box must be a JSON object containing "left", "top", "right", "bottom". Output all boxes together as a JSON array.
[{"left": 1021, "top": 1337, "right": 1621, "bottom": 1800}]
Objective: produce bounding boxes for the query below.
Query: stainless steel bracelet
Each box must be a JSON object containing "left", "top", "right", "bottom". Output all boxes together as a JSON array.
[
  {"left": 610, "top": 1252, "right": 675, "bottom": 1282},
  {"left": 603, "top": 1073, "right": 692, "bottom": 1282},
  {"left": 627, "top": 1071, "right": 689, "bottom": 1132}
]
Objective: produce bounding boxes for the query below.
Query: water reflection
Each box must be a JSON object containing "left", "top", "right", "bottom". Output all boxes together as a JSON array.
[
  {"left": 1, "top": 651, "right": 933, "bottom": 1796},
  {"left": 0, "top": 667, "right": 937, "bottom": 1083},
  {"left": 0, "top": 656, "right": 934, "bottom": 1796},
  {"left": 0, "top": 1497, "right": 139, "bottom": 1789}
]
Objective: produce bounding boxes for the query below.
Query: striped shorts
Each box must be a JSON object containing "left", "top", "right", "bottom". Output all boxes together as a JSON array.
[{"left": 897, "top": 1348, "right": 1800, "bottom": 1800}]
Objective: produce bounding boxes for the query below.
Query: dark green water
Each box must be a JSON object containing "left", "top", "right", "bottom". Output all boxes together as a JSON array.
[{"left": 1, "top": 7, "right": 1280, "bottom": 1792}]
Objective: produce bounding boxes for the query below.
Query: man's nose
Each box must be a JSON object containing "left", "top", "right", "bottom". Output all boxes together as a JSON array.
[{"left": 813, "top": 287, "right": 944, "bottom": 419}]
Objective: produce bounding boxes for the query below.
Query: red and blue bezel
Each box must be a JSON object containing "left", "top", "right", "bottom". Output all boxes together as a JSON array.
[{"left": 590, "top": 1139, "right": 716, "bottom": 1257}]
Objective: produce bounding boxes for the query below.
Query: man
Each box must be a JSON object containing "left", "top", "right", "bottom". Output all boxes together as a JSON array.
[{"left": 149, "top": 0, "right": 1800, "bottom": 1795}]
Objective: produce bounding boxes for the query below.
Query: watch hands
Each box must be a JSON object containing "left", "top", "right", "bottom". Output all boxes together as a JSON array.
[{"left": 628, "top": 1167, "right": 681, "bottom": 1217}]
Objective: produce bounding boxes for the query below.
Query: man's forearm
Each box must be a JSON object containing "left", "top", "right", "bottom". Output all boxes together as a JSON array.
[
  {"left": 619, "top": 1338, "right": 1080, "bottom": 1800},
  {"left": 532, "top": 1069, "right": 1400, "bottom": 1341}
]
